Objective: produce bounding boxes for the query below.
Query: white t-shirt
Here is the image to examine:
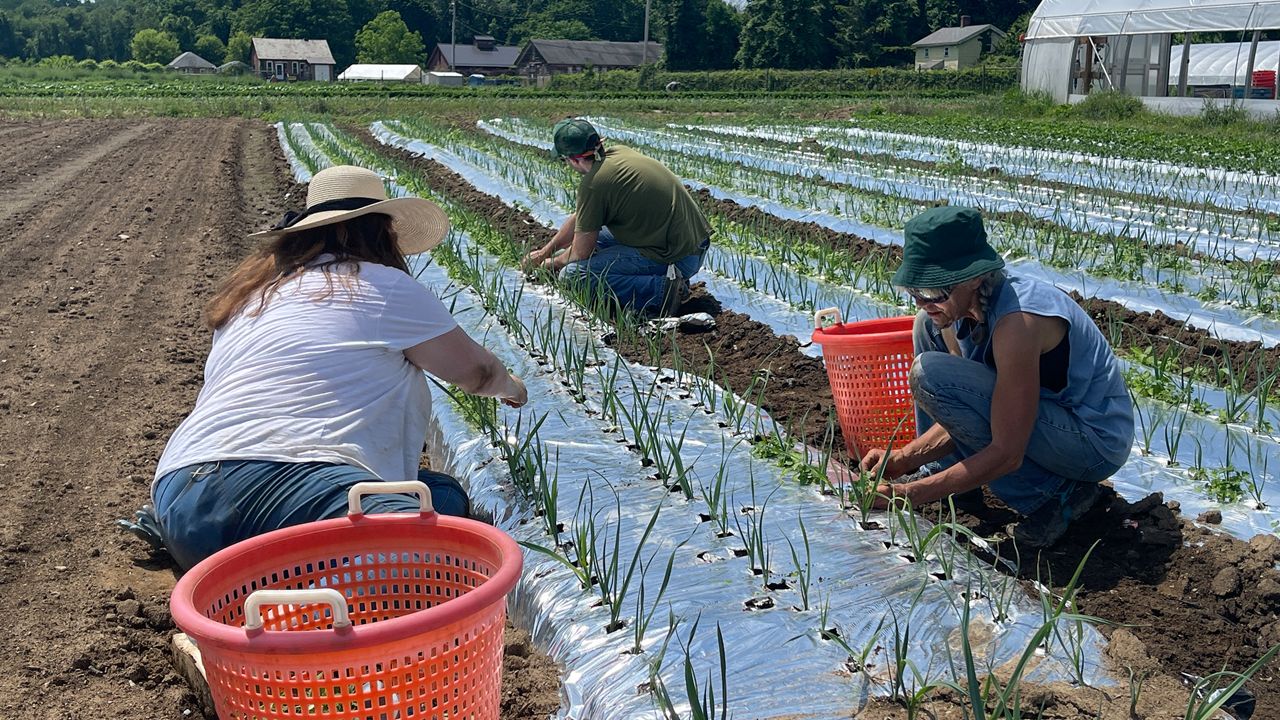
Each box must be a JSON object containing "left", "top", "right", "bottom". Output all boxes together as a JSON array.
[{"left": 155, "top": 259, "right": 457, "bottom": 483}]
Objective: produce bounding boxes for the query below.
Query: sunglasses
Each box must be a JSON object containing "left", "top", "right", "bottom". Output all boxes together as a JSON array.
[{"left": 899, "top": 285, "right": 954, "bottom": 304}]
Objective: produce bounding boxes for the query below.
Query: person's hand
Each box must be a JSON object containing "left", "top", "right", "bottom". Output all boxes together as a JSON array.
[
  {"left": 521, "top": 247, "right": 548, "bottom": 271},
  {"left": 540, "top": 253, "right": 567, "bottom": 272},
  {"left": 500, "top": 374, "right": 528, "bottom": 408},
  {"left": 859, "top": 448, "right": 895, "bottom": 478}
]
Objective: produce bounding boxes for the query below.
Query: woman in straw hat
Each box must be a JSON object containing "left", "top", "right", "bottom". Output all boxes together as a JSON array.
[{"left": 139, "top": 165, "right": 527, "bottom": 570}]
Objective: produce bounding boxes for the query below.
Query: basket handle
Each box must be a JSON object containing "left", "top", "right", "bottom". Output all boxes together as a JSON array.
[
  {"left": 243, "top": 589, "right": 352, "bottom": 631},
  {"left": 346, "top": 480, "right": 435, "bottom": 516},
  {"left": 814, "top": 307, "right": 843, "bottom": 329}
]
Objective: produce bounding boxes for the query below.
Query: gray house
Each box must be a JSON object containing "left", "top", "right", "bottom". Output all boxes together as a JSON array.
[
  {"left": 912, "top": 18, "right": 1006, "bottom": 70},
  {"left": 428, "top": 35, "right": 520, "bottom": 75},
  {"left": 167, "top": 52, "right": 216, "bottom": 74},
  {"left": 514, "top": 39, "right": 664, "bottom": 85},
  {"left": 250, "top": 38, "right": 336, "bottom": 81}
]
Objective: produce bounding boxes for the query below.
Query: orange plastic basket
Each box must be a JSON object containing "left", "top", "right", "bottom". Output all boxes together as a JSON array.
[
  {"left": 170, "top": 481, "right": 523, "bottom": 720},
  {"left": 811, "top": 310, "right": 917, "bottom": 458}
]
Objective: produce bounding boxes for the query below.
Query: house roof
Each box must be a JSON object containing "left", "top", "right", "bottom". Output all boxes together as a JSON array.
[
  {"left": 912, "top": 24, "right": 1004, "bottom": 48},
  {"left": 251, "top": 38, "right": 336, "bottom": 65},
  {"left": 339, "top": 64, "right": 423, "bottom": 81},
  {"left": 218, "top": 60, "right": 250, "bottom": 73},
  {"left": 432, "top": 42, "right": 520, "bottom": 68},
  {"left": 167, "top": 51, "right": 216, "bottom": 70},
  {"left": 518, "top": 39, "right": 664, "bottom": 67}
]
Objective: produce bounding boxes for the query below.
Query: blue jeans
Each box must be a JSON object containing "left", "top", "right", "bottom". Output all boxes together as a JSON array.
[
  {"left": 559, "top": 227, "right": 709, "bottom": 313},
  {"left": 152, "top": 461, "right": 470, "bottom": 570},
  {"left": 910, "top": 312, "right": 1121, "bottom": 515}
]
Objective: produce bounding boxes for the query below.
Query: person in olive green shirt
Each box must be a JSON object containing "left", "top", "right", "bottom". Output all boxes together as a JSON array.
[{"left": 521, "top": 118, "right": 713, "bottom": 316}]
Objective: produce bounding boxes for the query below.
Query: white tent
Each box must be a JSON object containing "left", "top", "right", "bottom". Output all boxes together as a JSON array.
[
  {"left": 338, "top": 64, "right": 423, "bottom": 82},
  {"left": 1170, "top": 41, "right": 1280, "bottom": 86},
  {"left": 1023, "top": 0, "right": 1280, "bottom": 102},
  {"left": 1027, "top": 0, "right": 1280, "bottom": 39}
]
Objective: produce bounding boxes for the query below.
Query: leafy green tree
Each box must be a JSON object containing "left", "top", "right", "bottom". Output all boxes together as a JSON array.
[
  {"left": 383, "top": 0, "right": 437, "bottom": 42},
  {"left": 225, "top": 30, "right": 252, "bottom": 64},
  {"left": 701, "top": 0, "right": 741, "bottom": 70},
  {"left": 989, "top": 8, "right": 1031, "bottom": 60},
  {"left": 355, "top": 10, "right": 424, "bottom": 64},
  {"left": 660, "top": 0, "right": 706, "bottom": 71},
  {"left": 831, "top": 0, "right": 918, "bottom": 67},
  {"left": 510, "top": 18, "right": 592, "bottom": 44},
  {"left": 0, "top": 11, "right": 17, "bottom": 59},
  {"left": 130, "top": 28, "right": 179, "bottom": 64},
  {"left": 194, "top": 33, "right": 226, "bottom": 63},
  {"left": 161, "top": 14, "right": 197, "bottom": 50},
  {"left": 735, "top": 0, "right": 827, "bottom": 69}
]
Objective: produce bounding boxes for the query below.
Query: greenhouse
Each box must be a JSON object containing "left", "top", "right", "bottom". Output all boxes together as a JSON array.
[{"left": 1022, "top": 0, "right": 1280, "bottom": 115}]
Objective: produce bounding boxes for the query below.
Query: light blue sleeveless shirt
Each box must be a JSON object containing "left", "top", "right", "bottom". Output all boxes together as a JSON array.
[{"left": 954, "top": 274, "right": 1134, "bottom": 467}]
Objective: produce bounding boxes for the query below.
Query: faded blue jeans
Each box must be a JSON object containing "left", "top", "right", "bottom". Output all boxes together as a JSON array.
[
  {"left": 911, "top": 312, "right": 1121, "bottom": 515},
  {"left": 152, "top": 461, "right": 470, "bottom": 570},
  {"left": 559, "top": 227, "right": 709, "bottom": 313}
]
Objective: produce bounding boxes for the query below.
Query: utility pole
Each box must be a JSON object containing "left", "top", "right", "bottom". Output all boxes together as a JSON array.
[
  {"left": 642, "top": 0, "right": 651, "bottom": 64},
  {"left": 450, "top": 0, "right": 457, "bottom": 71}
]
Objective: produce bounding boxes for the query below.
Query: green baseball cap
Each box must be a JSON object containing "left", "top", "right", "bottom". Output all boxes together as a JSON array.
[
  {"left": 891, "top": 206, "right": 1004, "bottom": 289},
  {"left": 552, "top": 118, "right": 600, "bottom": 159}
]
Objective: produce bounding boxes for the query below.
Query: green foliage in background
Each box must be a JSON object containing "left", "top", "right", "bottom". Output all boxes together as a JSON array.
[
  {"left": 130, "top": 28, "right": 179, "bottom": 64},
  {"left": 355, "top": 11, "right": 426, "bottom": 65}
]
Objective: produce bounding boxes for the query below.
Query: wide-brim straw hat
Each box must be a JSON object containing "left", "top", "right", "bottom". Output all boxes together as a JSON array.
[{"left": 251, "top": 165, "right": 449, "bottom": 255}]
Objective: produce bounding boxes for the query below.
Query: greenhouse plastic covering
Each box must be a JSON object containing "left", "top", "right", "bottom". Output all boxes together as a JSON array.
[
  {"left": 1170, "top": 41, "right": 1280, "bottom": 85},
  {"left": 277, "top": 123, "right": 1121, "bottom": 717},
  {"left": 1027, "top": 0, "right": 1280, "bottom": 39}
]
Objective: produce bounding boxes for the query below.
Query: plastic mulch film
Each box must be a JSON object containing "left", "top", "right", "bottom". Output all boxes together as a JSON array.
[
  {"left": 277, "top": 123, "right": 1119, "bottom": 718},
  {"left": 354, "top": 120, "right": 1280, "bottom": 543},
  {"left": 602, "top": 119, "right": 1278, "bottom": 260},
  {"left": 370, "top": 122, "right": 901, "bottom": 356},
  {"left": 686, "top": 121, "right": 1280, "bottom": 218},
  {"left": 480, "top": 117, "right": 1280, "bottom": 348}
]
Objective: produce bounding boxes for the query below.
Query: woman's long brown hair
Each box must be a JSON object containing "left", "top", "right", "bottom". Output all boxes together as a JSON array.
[{"left": 205, "top": 214, "right": 409, "bottom": 330}]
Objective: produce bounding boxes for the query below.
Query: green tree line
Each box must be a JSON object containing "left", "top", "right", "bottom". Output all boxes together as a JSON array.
[{"left": 0, "top": 0, "right": 1034, "bottom": 71}]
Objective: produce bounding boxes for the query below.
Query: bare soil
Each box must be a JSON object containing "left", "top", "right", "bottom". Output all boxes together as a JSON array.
[
  {"left": 356, "top": 125, "right": 1280, "bottom": 718},
  {"left": 0, "top": 118, "right": 559, "bottom": 720}
]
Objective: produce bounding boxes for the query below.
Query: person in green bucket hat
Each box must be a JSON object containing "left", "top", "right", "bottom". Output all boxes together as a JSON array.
[
  {"left": 521, "top": 117, "right": 712, "bottom": 317},
  {"left": 859, "top": 206, "right": 1133, "bottom": 547}
]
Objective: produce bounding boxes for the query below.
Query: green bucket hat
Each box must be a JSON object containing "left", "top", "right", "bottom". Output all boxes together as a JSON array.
[
  {"left": 891, "top": 206, "right": 1004, "bottom": 289},
  {"left": 551, "top": 118, "right": 600, "bottom": 159}
]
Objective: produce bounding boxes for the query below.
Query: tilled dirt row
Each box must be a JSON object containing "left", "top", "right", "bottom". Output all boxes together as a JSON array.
[
  {"left": 0, "top": 117, "right": 296, "bottom": 719},
  {"left": 0, "top": 119, "right": 560, "bottom": 720},
  {"left": 352, "top": 126, "right": 1280, "bottom": 718}
]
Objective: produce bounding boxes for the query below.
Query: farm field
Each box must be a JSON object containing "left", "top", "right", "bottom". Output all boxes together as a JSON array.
[{"left": 4, "top": 106, "right": 1280, "bottom": 719}]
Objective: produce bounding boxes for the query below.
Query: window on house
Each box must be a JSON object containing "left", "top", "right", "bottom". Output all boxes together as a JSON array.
[
  {"left": 924, "top": 48, "right": 929, "bottom": 58},
  {"left": 944, "top": 47, "right": 950, "bottom": 57},
  {"left": 292, "top": 61, "right": 299, "bottom": 75}
]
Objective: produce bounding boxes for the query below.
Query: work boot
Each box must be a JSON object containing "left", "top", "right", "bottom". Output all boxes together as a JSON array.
[
  {"left": 1012, "top": 481, "right": 1101, "bottom": 548},
  {"left": 657, "top": 265, "right": 690, "bottom": 317}
]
